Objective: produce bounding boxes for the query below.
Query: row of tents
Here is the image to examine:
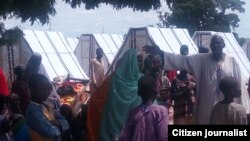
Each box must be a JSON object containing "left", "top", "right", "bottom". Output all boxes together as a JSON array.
[{"left": 0, "top": 27, "right": 250, "bottom": 85}]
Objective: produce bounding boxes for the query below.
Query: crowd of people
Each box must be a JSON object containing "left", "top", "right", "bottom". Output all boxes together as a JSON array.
[{"left": 0, "top": 34, "right": 249, "bottom": 141}]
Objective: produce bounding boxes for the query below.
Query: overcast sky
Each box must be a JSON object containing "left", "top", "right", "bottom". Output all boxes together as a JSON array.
[{"left": 2, "top": 0, "right": 250, "bottom": 38}]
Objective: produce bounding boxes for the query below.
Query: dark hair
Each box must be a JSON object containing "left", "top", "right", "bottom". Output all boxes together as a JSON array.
[
  {"left": 14, "top": 65, "right": 25, "bottom": 76},
  {"left": 180, "top": 44, "right": 189, "bottom": 55},
  {"left": 24, "top": 53, "right": 42, "bottom": 82},
  {"left": 142, "top": 55, "right": 154, "bottom": 74},
  {"left": 219, "top": 77, "right": 239, "bottom": 94},
  {"left": 180, "top": 44, "right": 188, "bottom": 50},
  {"left": 96, "top": 48, "right": 103, "bottom": 53},
  {"left": 28, "top": 74, "right": 49, "bottom": 90},
  {"left": 210, "top": 35, "right": 225, "bottom": 48},
  {"left": 138, "top": 74, "right": 157, "bottom": 96}
]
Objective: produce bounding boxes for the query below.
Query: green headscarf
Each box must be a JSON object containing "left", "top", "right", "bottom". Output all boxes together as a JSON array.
[{"left": 99, "top": 49, "right": 141, "bottom": 141}]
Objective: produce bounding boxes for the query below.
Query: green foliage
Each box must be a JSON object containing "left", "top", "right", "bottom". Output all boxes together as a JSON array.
[
  {"left": 63, "top": 0, "right": 162, "bottom": 11},
  {"left": 163, "top": 0, "right": 245, "bottom": 35},
  {"left": 0, "top": 0, "right": 56, "bottom": 25},
  {"left": 0, "top": 27, "right": 24, "bottom": 47},
  {"left": 233, "top": 32, "right": 246, "bottom": 46}
]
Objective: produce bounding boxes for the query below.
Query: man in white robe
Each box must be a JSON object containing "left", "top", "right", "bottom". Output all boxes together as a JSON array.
[
  {"left": 89, "top": 48, "right": 105, "bottom": 94},
  {"left": 143, "top": 35, "right": 250, "bottom": 124}
]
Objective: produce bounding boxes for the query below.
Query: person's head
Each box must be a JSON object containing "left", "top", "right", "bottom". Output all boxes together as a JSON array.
[
  {"left": 142, "top": 54, "right": 154, "bottom": 74},
  {"left": 96, "top": 48, "right": 104, "bottom": 59},
  {"left": 138, "top": 75, "right": 157, "bottom": 103},
  {"left": 178, "top": 70, "right": 188, "bottom": 80},
  {"left": 219, "top": 76, "right": 241, "bottom": 99},
  {"left": 14, "top": 64, "right": 25, "bottom": 80},
  {"left": 27, "top": 53, "right": 42, "bottom": 68},
  {"left": 180, "top": 45, "right": 189, "bottom": 56},
  {"left": 152, "top": 55, "right": 162, "bottom": 72},
  {"left": 198, "top": 46, "right": 209, "bottom": 53},
  {"left": 28, "top": 74, "right": 52, "bottom": 103},
  {"left": 24, "top": 53, "right": 42, "bottom": 82},
  {"left": 210, "top": 34, "right": 225, "bottom": 60},
  {"left": 142, "top": 55, "right": 162, "bottom": 74},
  {"left": 137, "top": 54, "right": 144, "bottom": 72}
]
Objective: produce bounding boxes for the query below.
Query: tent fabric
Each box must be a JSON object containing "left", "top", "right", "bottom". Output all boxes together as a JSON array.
[
  {"left": 0, "top": 29, "right": 88, "bottom": 81},
  {"left": 74, "top": 34, "right": 123, "bottom": 76},
  {"left": 107, "top": 27, "right": 198, "bottom": 75},
  {"left": 99, "top": 49, "right": 141, "bottom": 141},
  {"left": 66, "top": 37, "right": 78, "bottom": 51},
  {"left": 242, "top": 39, "right": 250, "bottom": 61}
]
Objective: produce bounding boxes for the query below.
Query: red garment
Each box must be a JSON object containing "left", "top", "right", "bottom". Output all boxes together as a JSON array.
[
  {"left": 167, "top": 70, "right": 177, "bottom": 82},
  {"left": 0, "top": 68, "right": 9, "bottom": 96}
]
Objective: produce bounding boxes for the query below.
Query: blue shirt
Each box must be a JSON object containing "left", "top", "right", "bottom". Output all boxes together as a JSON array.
[{"left": 26, "top": 101, "right": 69, "bottom": 141}]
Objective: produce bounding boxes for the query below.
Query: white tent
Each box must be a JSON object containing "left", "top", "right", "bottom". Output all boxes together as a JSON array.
[
  {"left": 107, "top": 27, "right": 198, "bottom": 75},
  {"left": 0, "top": 29, "right": 88, "bottom": 82},
  {"left": 192, "top": 31, "right": 250, "bottom": 82},
  {"left": 242, "top": 38, "right": 250, "bottom": 61},
  {"left": 66, "top": 37, "right": 79, "bottom": 51},
  {"left": 74, "top": 34, "right": 124, "bottom": 76}
]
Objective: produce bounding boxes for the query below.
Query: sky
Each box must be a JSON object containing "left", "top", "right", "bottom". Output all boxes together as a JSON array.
[{"left": 2, "top": 0, "right": 250, "bottom": 38}]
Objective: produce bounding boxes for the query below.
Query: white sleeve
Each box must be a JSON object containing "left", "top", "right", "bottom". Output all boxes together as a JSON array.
[{"left": 163, "top": 52, "right": 200, "bottom": 75}]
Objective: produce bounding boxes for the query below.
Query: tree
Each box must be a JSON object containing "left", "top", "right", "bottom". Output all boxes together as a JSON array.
[
  {"left": 162, "top": 0, "right": 245, "bottom": 35},
  {"left": 64, "top": 0, "right": 162, "bottom": 11},
  {"left": 0, "top": 25, "right": 23, "bottom": 83},
  {"left": 233, "top": 32, "right": 246, "bottom": 46},
  {"left": 0, "top": 0, "right": 56, "bottom": 25}
]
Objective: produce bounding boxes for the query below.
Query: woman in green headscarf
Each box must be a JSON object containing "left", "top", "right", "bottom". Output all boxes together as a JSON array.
[{"left": 99, "top": 49, "right": 141, "bottom": 141}]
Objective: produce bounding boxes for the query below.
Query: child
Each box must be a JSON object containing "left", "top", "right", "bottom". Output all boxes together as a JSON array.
[
  {"left": 119, "top": 75, "right": 168, "bottom": 141},
  {"left": 210, "top": 76, "right": 247, "bottom": 125},
  {"left": 25, "top": 74, "right": 69, "bottom": 141},
  {"left": 11, "top": 65, "right": 30, "bottom": 115}
]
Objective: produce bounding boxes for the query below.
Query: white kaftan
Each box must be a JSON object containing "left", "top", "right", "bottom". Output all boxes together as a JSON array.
[
  {"left": 89, "top": 58, "right": 105, "bottom": 88},
  {"left": 163, "top": 52, "right": 250, "bottom": 124}
]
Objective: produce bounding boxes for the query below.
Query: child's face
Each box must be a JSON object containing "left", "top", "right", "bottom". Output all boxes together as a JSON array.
[
  {"left": 34, "top": 80, "right": 53, "bottom": 102},
  {"left": 232, "top": 84, "right": 241, "bottom": 98}
]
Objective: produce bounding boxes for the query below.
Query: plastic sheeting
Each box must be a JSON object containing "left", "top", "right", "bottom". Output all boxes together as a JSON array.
[
  {"left": 74, "top": 34, "right": 124, "bottom": 76},
  {"left": 242, "top": 39, "right": 250, "bottom": 61},
  {"left": 107, "top": 27, "right": 199, "bottom": 75},
  {"left": 22, "top": 30, "right": 89, "bottom": 80}
]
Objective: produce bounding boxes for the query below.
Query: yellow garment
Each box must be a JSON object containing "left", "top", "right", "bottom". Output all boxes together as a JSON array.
[
  {"left": 41, "top": 102, "right": 55, "bottom": 121},
  {"left": 29, "top": 128, "right": 52, "bottom": 141}
]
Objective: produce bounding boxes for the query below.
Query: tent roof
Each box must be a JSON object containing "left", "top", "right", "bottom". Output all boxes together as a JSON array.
[
  {"left": 85, "top": 33, "right": 124, "bottom": 64},
  {"left": 74, "top": 33, "right": 124, "bottom": 77},
  {"left": 107, "top": 27, "right": 198, "bottom": 75},
  {"left": 193, "top": 31, "right": 250, "bottom": 81},
  {"left": 23, "top": 30, "right": 89, "bottom": 80},
  {"left": 242, "top": 38, "right": 250, "bottom": 61},
  {"left": 146, "top": 27, "right": 198, "bottom": 54},
  {"left": 66, "top": 37, "right": 79, "bottom": 51}
]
